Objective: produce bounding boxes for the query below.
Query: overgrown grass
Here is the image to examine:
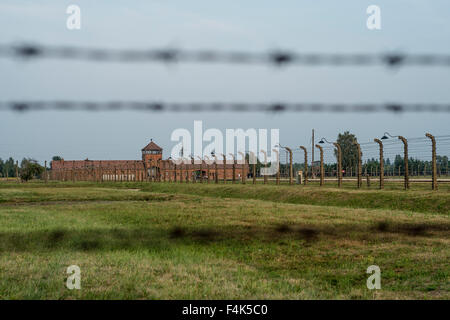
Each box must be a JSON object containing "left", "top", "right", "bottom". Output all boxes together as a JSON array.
[{"left": 0, "top": 181, "right": 448, "bottom": 299}]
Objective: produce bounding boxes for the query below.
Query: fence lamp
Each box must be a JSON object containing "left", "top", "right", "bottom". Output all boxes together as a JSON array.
[
  {"left": 381, "top": 132, "right": 398, "bottom": 140},
  {"left": 318, "top": 137, "right": 333, "bottom": 145}
]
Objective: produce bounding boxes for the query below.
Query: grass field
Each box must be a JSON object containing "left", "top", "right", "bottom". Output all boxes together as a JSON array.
[{"left": 0, "top": 180, "right": 449, "bottom": 299}]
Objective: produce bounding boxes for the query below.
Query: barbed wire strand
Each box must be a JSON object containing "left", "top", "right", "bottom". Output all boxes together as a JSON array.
[
  {"left": 1, "top": 101, "right": 450, "bottom": 113},
  {"left": 1, "top": 44, "right": 450, "bottom": 68}
]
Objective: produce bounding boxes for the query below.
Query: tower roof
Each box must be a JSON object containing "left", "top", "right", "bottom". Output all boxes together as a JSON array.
[{"left": 142, "top": 139, "right": 162, "bottom": 151}]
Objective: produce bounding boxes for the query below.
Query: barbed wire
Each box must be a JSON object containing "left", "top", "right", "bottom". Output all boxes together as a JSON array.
[
  {"left": 1, "top": 44, "right": 450, "bottom": 68},
  {"left": 1, "top": 101, "right": 450, "bottom": 113}
]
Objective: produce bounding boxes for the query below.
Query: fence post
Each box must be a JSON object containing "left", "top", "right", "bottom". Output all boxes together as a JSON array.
[
  {"left": 374, "top": 139, "right": 384, "bottom": 189},
  {"left": 300, "top": 146, "right": 308, "bottom": 185},
  {"left": 315, "top": 144, "right": 324, "bottom": 186},
  {"left": 214, "top": 155, "right": 219, "bottom": 184},
  {"left": 206, "top": 158, "right": 210, "bottom": 183},
  {"left": 204, "top": 155, "right": 211, "bottom": 184},
  {"left": 44, "top": 160, "right": 48, "bottom": 183},
  {"left": 175, "top": 162, "right": 179, "bottom": 182},
  {"left": 167, "top": 161, "right": 170, "bottom": 182},
  {"left": 158, "top": 161, "right": 161, "bottom": 182},
  {"left": 238, "top": 152, "right": 246, "bottom": 185},
  {"left": 229, "top": 153, "right": 236, "bottom": 184},
  {"left": 425, "top": 133, "right": 437, "bottom": 190},
  {"left": 261, "top": 150, "right": 268, "bottom": 184},
  {"left": 398, "top": 136, "right": 409, "bottom": 190},
  {"left": 333, "top": 143, "right": 342, "bottom": 188},
  {"left": 184, "top": 159, "right": 189, "bottom": 183},
  {"left": 355, "top": 143, "right": 362, "bottom": 188},
  {"left": 222, "top": 154, "right": 226, "bottom": 184},
  {"left": 275, "top": 151, "right": 280, "bottom": 185},
  {"left": 249, "top": 152, "right": 256, "bottom": 185},
  {"left": 197, "top": 157, "right": 202, "bottom": 183},
  {"left": 191, "top": 157, "right": 195, "bottom": 183},
  {"left": 180, "top": 160, "right": 184, "bottom": 183},
  {"left": 285, "top": 147, "right": 293, "bottom": 185}
]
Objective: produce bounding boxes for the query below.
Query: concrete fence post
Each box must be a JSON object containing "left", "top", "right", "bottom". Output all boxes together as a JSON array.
[
  {"left": 180, "top": 160, "right": 184, "bottom": 183},
  {"left": 261, "top": 150, "right": 268, "bottom": 185},
  {"left": 374, "top": 139, "right": 384, "bottom": 189},
  {"left": 167, "top": 162, "right": 171, "bottom": 182},
  {"left": 204, "top": 155, "right": 211, "bottom": 184},
  {"left": 174, "top": 163, "right": 178, "bottom": 182},
  {"left": 285, "top": 147, "right": 293, "bottom": 185},
  {"left": 44, "top": 160, "right": 48, "bottom": 183},
  {"left": 197, "top": 157, "right": 203, "bottom": 183},
  {"left": 207, "top": 159, "right": 210, "bottom": 184},
  {"left": 275, "top": 149, "right": 280, "bottom": 185},
  {"left": 300, "top": 146, "right": 308, "bottom": 185},
  {"left": 185, "top": 158, "right": 189, "bottom": 183},
  {"left": 355, "top": 143, "right": 362, "bottom": 188},
  {"left": 315, "top": 144, "right": 324, "bottom": 186},
  {"left": 214, "top": 155, "right": 219, "bottom": 184},
  {"left": 222, "top": 154, "right": 226, "bottom": 184},
  {"left": 72, "top": 161, "right": 75, "bottom": 182},
  {"left": 190, "top": 157, "right": 195, "bottom": 183},
  {"left": 229, "top": 153, "right": 236, "bottom": 184},
  {"left": 333, "top": 143, "right": 342, "bottom": 188},
  {"left": 238, "top": 152, "right": 246, "bottom": 184},
  {"left": 398, "top": 136, "right": 409, "bottom": 190},
  {"left": 425, "top": 133, "right": 437, "bottom": 190},
  {"left": 249, "top": 152, "right": 256, "bottom": 185}
]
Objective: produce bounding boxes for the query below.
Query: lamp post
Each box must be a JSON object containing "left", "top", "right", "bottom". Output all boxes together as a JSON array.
[
  {"left": 381, "top": 132, "right": 409, "bottom": 190},
  {"left": 319, "top": 138, "right": 342, "bottom": 188},
  {"left": 299, "top": 146, "right": 308, "bottom": 185}
]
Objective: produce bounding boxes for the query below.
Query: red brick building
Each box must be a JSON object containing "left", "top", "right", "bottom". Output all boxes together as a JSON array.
[{"left": 50, "top": 139, "right": 248, "bottom": 182}]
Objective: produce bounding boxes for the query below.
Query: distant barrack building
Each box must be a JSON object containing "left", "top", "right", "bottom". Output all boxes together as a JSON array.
[{"left": 50, "top": 139, "right": 248, "bottom": 182}]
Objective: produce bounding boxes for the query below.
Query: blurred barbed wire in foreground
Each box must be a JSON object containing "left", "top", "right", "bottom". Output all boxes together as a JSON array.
[
  {"left": 1, "top": 101, "right": 450, "bottom": 113},
  {"left": 1, "top": 43, "right": 450, "bottom": 67}
]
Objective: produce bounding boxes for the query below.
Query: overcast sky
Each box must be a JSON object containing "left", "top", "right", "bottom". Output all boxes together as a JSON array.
[{"left": 1, "top": 0, "right": 449, "bottom": 164}]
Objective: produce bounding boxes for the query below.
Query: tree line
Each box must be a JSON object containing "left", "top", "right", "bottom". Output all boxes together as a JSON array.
[{"left": 0, "top": 157, "right": 59, "bottom": 181}]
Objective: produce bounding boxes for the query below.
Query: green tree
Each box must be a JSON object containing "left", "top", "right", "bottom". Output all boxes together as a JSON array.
[
  {"left": 335, "top": 131, "right": 361, "bottom": 170},
  {"left": 20, "top": 158, "right": 44, "bottom": 182},
  {"left": 3, "top": 157, "right": 16, "bottom": 177},
  {"left": 52, "top": 156, "right": 63, "bottom": 161}
]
